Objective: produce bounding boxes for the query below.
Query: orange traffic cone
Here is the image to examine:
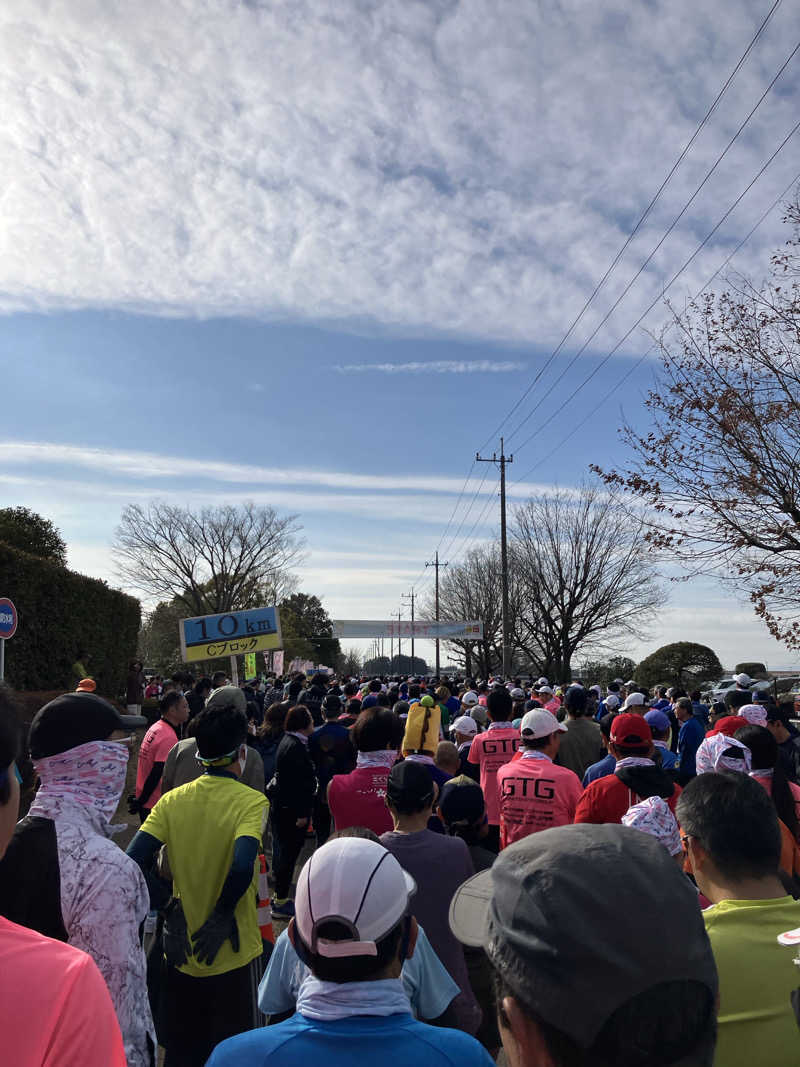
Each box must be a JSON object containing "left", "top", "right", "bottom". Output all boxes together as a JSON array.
[{"left": 257, "top": 854, "right": 274, "bottom": 944}]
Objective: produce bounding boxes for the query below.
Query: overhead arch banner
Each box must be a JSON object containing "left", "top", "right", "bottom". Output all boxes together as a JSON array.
[{"left": 332, "top": 619, "right": 483, "bottom": 640}]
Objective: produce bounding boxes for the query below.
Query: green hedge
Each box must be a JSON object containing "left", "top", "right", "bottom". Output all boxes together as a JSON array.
[{"left": 0, "top": 543, "right": 141, "bottom": 695}]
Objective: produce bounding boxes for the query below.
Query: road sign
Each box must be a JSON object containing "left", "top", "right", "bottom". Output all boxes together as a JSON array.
[
  {"left": 179, "top": 605, "right": 282, "bottom": 664},
  {"left": 0, "top": 599, "right": 18, "bottom": 640},
  {"left": 332, "top": 619, "right": 483, "bottom": 640}
]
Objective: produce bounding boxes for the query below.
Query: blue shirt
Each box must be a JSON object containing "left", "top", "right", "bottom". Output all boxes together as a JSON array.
[
  {"left": 207, "top": 1011, "right": 495, "bottom": 1067},
  {"left": 582, "top": 752, "right": 615, "bottom": 786},
  {"left": 654, "top": 742, "right": 679, "bottom": 772},
  {"left": 258, "top": 927, "right": 459, "bottom": 1022},
  {"left": 677, "top": 716, "right": 705, "bottom": 781}
]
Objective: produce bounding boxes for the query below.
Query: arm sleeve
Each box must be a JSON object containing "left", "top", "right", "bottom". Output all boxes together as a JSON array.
[
  {"left": 573, "top": 787, "right": 595, "bottom": 824},
  {"left": 126, "top": 830, "right": 166, "bottom": 872},
  {"left": 43, "top": 952, "right": 128, "bottom": 1067},
  {"left": 217, "top": 836, "right": 260, "bottom": 911},
  {"left": 467, "top": 736, "right": 481, "bottom": 763},
  {"left": 137, "top": 762, "right": 165, "bottom": 808}
]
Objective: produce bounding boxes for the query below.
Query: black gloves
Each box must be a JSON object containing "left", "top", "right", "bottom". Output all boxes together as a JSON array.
[
  {"left": 163, "top": 899, "right": 191, "bottom": 968},
  {"left": 127, "top": 794, "right": 144, "bottom": 816},
  {"left": 192, "top": 906, "right": 240, "bottom": 966}
]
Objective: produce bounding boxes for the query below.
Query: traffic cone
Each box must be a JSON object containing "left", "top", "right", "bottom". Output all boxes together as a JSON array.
[{"left": 257, "top": 854, "right": 274, "bottom": 944}]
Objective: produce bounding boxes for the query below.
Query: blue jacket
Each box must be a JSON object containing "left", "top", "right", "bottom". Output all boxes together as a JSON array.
[
  {"left": 677, "top": 716, "right": 705, "bottom": 783},
  {"left": 207, "top": 1011, "right": 495, "bottom": 1067},
  {"left": 582, "top": 753, "right": 615, "bottom": 786}
]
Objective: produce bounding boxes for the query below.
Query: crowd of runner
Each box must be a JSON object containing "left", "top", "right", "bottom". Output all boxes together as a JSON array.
[{"left": 0, "top": 666, "right": 799, "bottom": 1065}]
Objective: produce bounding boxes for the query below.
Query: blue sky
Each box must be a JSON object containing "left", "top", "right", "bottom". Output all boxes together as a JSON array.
[{"left": 1, "top": 0, "right": 799, "bottom": 670}]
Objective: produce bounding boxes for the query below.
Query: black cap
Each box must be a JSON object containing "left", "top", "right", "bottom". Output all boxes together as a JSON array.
[
  {"left": 386, "top": 760, "right": 434, "bottom": 807},
  {"left": 30, "top": 693, "right": 146, "bottom": 759},
  {"left": 439, "top": 775, "right": 486, "bottom": 829}
]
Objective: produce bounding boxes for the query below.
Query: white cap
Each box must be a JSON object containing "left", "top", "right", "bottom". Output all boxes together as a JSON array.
[
  {"left": 295, "top": 838, "right": 416, "bottom": 959},
  {"left": 605, "top": 694, "right": 620, "bottom": 709},
  {"left": 510, "top": 688, "right": 525, "bottom": 700},
  {"left": 734, "top": 673, "right": 751, "bottom": 687},
  {"left": 625, "top": 679, "right": 637, "bottom": 687},
  {"left": 461, "top": 690, "right": 479, "bottom": 707},
  {"left": 452, "top": 715, "right": 478, "bottom": 736},
  {"left": 621, "top": 692, "right": 645, "bottom": 710},
  {"left": 536, "top": 685, "right": 554, "bottom": 696},
  {"left": 536, "top": 677, "right": 549, "bottom": 687},
  {"left": 520, "top": 709, "right": 568, "bottom": 739},
  {"left": 589, "top": 685, "right": 602, "bottom": 695}
]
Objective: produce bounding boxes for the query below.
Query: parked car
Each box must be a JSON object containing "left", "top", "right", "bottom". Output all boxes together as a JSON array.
[{"left": 705, "top": 677, "right": 774, "bottom": 704}]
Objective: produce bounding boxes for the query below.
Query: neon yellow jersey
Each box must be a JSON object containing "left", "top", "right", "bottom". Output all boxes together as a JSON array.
[
  {"left": 143, "top": 774, "right": 267, "bottom": 977},
  {"left": 703, "top": 895, "right": 800, "bottom": 1066}
]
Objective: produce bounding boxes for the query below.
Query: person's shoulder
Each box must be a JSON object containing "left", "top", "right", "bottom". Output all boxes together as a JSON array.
[
  {"left": 404, "top": 1018, "right": 495, "bottom": 1065},
  {"left": 207, "top": 1014, "right": 306, "bottom": 1063}
]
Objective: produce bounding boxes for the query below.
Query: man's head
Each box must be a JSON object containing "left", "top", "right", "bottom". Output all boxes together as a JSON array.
[
  {"left": 487, "top": 687, "right": 513, "bottom": 723},
  {"left": 192, "top": 699, "right": 248, "bottom": 772},
  {"left": 290, "top": 837, "right": 417, "bottom": 983},
  {"left": 160, "top": 690, "right": 190, "bottom": 726},
  {"left": 563, "top": 686, "right": 588, "bottom": 718},
  {"left": 727, "top": 689, "right": 751, "bottom": 711},
  {"left": 609, "top": 714, "right": 653, "bottom": 760},
  {"left": 211, "top": 671, "right": 228, "bottom": 689},
  {"left": 386, "top": 759, "right": 436, "bottom": 817},
  {"left": 450, "top": 824, "right": 717, "bottom": 1067},
  {"left": 765, "top": 702, "right": 793, "bottom": 743},
  {"left": 620, "top": 691, "right": 646, "bottom": 713},
  {"left": 435, "top": 740, "right": 460, "bottom": 777},
  {"left": 519, "top": 709, "right": 567, "bottom": 757},
  {"left": 452, "top": 714, "right": 478, "bottom": 747},
  {"left": 322, "top": 693, "right": 342, "bottom": 720},
  {"left": 676, "top": 771, "right": 782, "bottom": 902},
  {"left": 673, "top": 696, "right": 693, "bottom": 723},
  {"left": 643, "top": 709, "right": 671, "bottom": 742}
]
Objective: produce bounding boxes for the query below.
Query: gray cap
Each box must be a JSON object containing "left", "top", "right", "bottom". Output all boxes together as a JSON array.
[
  {"left": 449, "top": 823, "right": 718, "bottom": 1049},
  {"left": 204, "top": 685, "right": 247, "bottom": 715}
]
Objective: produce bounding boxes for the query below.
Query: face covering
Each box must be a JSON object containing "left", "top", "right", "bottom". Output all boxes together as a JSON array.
[{"left": 30, "top": 740, "right": 130, "bottom": 828}]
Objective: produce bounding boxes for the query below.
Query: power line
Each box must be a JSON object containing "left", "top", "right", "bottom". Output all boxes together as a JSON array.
[
  {"left": 476, "top": 0, "right": 785, "bottom": 454},
  {"left": 509, "top": 165, "right": 800, "bottom": 487},
  {"left": 505, "top": 34, "right": 800, "bottom": 448}
]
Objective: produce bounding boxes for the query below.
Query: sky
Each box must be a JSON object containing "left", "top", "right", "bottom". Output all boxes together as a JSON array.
[{"left": 1, "top": 0, "right": 799, "bottom": 672}]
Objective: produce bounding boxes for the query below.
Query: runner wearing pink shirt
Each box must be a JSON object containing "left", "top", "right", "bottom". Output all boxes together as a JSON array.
[
  {"left": 497, "top": 709, "right": 582, "bottom": 848},
  {"left": 467, "top": 688, "right": 520, "bottom": 850}
]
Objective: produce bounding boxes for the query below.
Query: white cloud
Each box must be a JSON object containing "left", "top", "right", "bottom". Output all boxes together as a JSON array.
[
  {"left": 0, "top": 440, "right": 555, "bottom": 500},
  {"left": 0, "top": 1, "right": 796, "bottom": 347},
  {"left": 334, "top": 360, "right": 525, "bottom": 374}
]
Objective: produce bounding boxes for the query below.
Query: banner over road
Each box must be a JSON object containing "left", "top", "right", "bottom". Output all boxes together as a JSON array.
[{"left": 332, "top": 619, "right": 483, "bottom": 640}]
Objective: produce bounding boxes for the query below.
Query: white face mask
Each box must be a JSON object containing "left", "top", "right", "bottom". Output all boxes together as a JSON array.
[{"left": 239, "top": 746, "right": 247, "bottom": 775}]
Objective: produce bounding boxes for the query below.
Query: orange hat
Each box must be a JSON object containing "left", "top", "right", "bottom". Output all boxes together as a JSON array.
[{"left": 75, "top": 678, "right": 97, "bottom": 693}]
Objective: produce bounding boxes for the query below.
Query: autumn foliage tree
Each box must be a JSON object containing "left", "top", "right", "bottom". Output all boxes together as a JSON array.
[{"left": 595, "top": 193, "right": 800, "bottom": 648}]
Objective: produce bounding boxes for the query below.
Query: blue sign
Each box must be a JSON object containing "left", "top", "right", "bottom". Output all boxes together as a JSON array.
[
  {"left": 179, "top": 605, "right": 281, "bottom": 662},
  {"left": 0, "top": 598, "right": 17, "bottom": 640}
]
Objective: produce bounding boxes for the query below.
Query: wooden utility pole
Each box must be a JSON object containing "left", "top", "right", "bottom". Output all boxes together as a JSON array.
[
  {"left": 425, "top": 551, "right": 448, "bottom": 677},
  {"left": 476, "top": 437, "right": 513, "bottom": 678},
  {"left": 401, "top": 591, "right": 416, "bottom": 671}
]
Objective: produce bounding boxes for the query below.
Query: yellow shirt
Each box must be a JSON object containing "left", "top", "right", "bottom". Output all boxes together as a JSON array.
[
  {"left": 143, "top": 773, "right": 267, "bottom": 977},
  {"left": 703, "top": 895, "right": 800, "bottom": 1066}
]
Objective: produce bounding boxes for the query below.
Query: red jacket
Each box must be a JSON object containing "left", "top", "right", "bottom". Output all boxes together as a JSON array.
[{"left": 574, "top": 766, "right": 681, "bottom": 824}]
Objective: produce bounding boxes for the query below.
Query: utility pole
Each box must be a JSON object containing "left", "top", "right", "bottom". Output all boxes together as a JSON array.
[
  {"left": 401, "top": 591, "right": 416, "bottom": 671},
  {"left": 425, "top": 551, "right": 448, "bottom": 677},
  {"left": 476, "top": 436, "right": 514, "bottom": 678},
  {"left": 392, "top": 609, "right": 402, "bottom": 672}
]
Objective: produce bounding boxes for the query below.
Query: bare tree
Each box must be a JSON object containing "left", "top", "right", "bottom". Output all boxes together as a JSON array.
[
  {"left": 595, "top": 193, "right": 800, "bottom": 647},
  {"left": 510, "top": 485, "right": 662, "bottom": 679},
  {"left": 114, "top": 501, "right": 303, "bottom": 615}
]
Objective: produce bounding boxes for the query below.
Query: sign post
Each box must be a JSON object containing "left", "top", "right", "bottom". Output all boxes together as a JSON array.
[
  {"left": 0, "top": 598, "right": 19, "bottom": 682},
  {"left": 178, "top": 606, "right": 282, "bottom": 676}
]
